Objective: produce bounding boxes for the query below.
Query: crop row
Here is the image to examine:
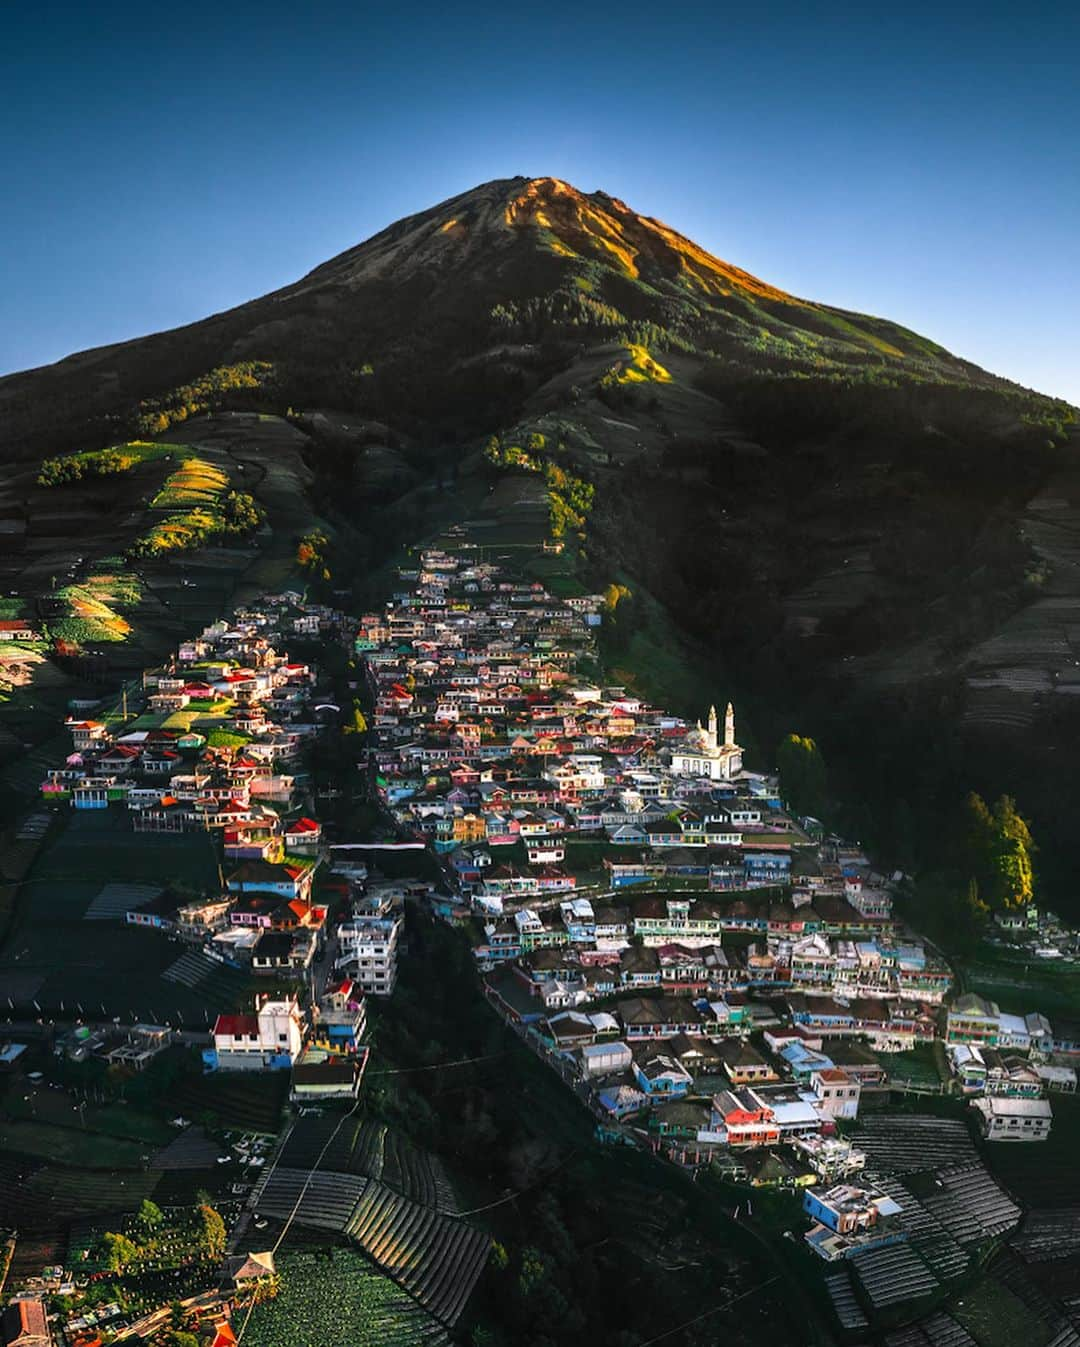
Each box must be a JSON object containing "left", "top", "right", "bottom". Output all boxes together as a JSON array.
[{"left": 345, "top": 1182, "right": 489, "bottom": 1326}]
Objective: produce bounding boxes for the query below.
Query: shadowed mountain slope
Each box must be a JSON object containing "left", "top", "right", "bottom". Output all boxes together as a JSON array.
[{"left": 1, "top": 174, "right": 1078, "bottom": 904}]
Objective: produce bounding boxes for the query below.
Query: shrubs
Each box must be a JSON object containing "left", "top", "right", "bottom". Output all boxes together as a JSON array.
[
  {"left": 133, "top": 361, "right": 275, "bottom": 435},
  {"left": 296, "top": 529, "right": 332, "bottom": 581},
  {"left": 545, "top": 463, "right": 593, "bottom": 539},
  {"left": 38, "top": 447, "right": 137, "bottom": 486},
  {"left": 129, "top": 490, "right": 265, "bottom": 560}
]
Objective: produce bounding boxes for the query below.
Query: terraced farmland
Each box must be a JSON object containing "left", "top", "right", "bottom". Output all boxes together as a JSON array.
[
  {"left": 253, "top": 1160, "right": 489, "bottom": 1329},
  {"left": 344, "top": 1182, "right": 490, "bottom": 1326},
  {"left": 873, "top": 1175, "right": 970, "bottom": 1282},
  {"left": 279, "top": 1116, "right": 460, "bottom": 1213},
  {"left": 1013, "top": 1208, "right": 1080, "bottom": 1262},
  {"left": 824, "top": 1268, "right": 869, "bottom": 1331},
  {"left": 883, "top": 1312, "right": 978, "bottom": 1346},
  {"left": 922, "top": 1164, "right": 1021, "bottom": 1245},
  {"left": 851, "top": 1241, "right": 939, "bottom": 1310},
  {"left": 850, "top": 1115, "right": 978, "bottom": 1174},
  {"left": 0, "top": 1150, "right": 163, "bottom": 1282},
  {"left": 255, "top": 1167, "right": 369, "bottom": 1232}
]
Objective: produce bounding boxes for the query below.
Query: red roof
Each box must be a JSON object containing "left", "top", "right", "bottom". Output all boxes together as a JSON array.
[
  {"left": 214, "top": 1014, "right": 259, "bottom": 1037},
  {"left": 0, "top": 619, "right": 30, "bottom": 631},
  {"left": 287, "top": 817, "right": 320, "bottom": 834}
]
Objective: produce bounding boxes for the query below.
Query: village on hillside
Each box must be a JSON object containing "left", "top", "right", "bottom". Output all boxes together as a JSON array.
[{"left": 2, "top": 537, "right": 1080, "bottom": 1346}]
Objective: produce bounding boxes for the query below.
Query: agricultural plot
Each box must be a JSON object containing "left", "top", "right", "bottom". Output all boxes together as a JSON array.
[
  {"left": 0, "top": 1149, "right": 163, "bottom": 1282},
  {"left": 255, "top": 1167, "right": 369, "bottom": 1232},
  {"left": 149, "top": 1127, "right": 226, "bottom": 1171},
  {"left": 883, "top": 1313, "right": 978, "bottom": 1346},
  {"left": 345, "top": 1181, "right": 490, "bottom": 1325},
  {"left": 951, "top": 1268, "right": 1058, "bottom": 1347},
  {"left": 875, "top": 1043, "right": 946, "bottom": 1092},
  {"left": 849, "top": 1116, "right": 978, "bottom": 1175},
  {"left": 922, "top": 1164, "right": 1021, "bottom": 1246},
  {"left": 873, "top": 1176, "right": 970, "bottom": 1282},
  {"left": 52, "top": 571, "right": 142, "bottom": 644},
  {"left": 381, "top": 1128, "right": 461, "bottom": 1214},
  {"left": 0, "top": 1119, "right": 152, "bottom": 1169},
  {"left": 281, "top": 1116, "right": 463, "bottom": 1215},
  {"left": 3, "top": 1083, "right": 173, "bottom": 1147},
  {"left": 150, "top": 457, "right": 229, "bottom": 510},
  {"left": 824, "top": 1268, "right": 869, "bottom": 1330},
  {"left": 278, "top": 1113, "right": 381, "bottom": 1175},
  {"left": 243, "top": 1250, "right": 450, "bottom": 1347},
  {"left": 84, "top": 882, "right": 163, "bottom": 920},
  {"left": 163, "top": 1071, "right": 289, "bottom": 1135},
  {"left": 1012, "top": 1209, "right": 1080, "bottom": 1262},
  {"left": 851, "top": 1241, "right": 939, "bottom": 1309}
]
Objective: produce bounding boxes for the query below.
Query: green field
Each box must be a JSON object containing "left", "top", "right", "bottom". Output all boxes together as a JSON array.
[
  {"left": 875, "top": 1041, "right": 947, "bottom": 1091},
  {"left": 150, "top": 456, "right": 229, "bottom": 510},
  {"left": 0, "top": 1119, "right": 152, "bottom": 1168},
  {"left": 243, "top": 1250, "right": 450, "bottom": 1347}
]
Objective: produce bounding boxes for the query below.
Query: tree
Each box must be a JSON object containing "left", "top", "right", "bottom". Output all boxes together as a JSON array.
[
  {"left": 776, "top": 733, "right": 827, "bottom": 819},
  {"left": 989, "top": 795, "right": 1035, "bottom": 908},
  {"left": 194, "top": 1203, "right": 226, "bottom": 1258},
  {"left": 137, "top": 1198, "right": 164, "bottom": 1231},
  {"left": 962, "top": 792, "right": 1035, "bottom": 909},
  {"left": 100, "top": 1231, "right": 139, "bottom": 1272}
]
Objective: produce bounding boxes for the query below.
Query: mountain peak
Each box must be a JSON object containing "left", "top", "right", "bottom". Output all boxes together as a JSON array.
[{"left": 294, "top": 174, "right": 795, "bottom": 304}]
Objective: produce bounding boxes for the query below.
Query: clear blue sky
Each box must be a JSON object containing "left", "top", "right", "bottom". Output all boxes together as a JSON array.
[{"left": 3, "top": 1, "right": 1078, "bottom": 403}]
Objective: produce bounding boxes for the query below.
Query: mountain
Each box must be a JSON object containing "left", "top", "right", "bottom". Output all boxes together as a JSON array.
[
  {"left": 0, "top": 175, "right": 1048, "bottom": 458},
  {"left": 1, "top": 175, "right": 1078, "bottom": 905}
]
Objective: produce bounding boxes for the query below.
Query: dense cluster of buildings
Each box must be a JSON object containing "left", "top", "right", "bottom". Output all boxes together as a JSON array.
[
  {"left": 352, "top": 543, "right": 1080, "bottom": 1249},
  {"left": 34, "top": 593, "right": 408, "bottom": 1107}
]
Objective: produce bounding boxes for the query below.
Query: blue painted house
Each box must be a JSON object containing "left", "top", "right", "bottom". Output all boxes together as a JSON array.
[{"left": 631, "top": 1051, "right": 693, "bottom": 1099}]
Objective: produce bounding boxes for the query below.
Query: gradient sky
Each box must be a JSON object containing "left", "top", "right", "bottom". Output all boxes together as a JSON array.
[{"left": 3, "top": 1, "right": 1078, "bottom": 403}]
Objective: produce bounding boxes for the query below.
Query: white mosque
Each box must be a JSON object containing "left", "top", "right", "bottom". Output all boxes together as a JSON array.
[{"left": 670, "top": 702, "right": 743, "bottom": 781}]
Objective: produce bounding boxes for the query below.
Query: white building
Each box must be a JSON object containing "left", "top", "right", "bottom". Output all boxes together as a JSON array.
[
  {"left": 670, "top": 703, "right": 743, "bottom": 781},
  {"left": 211, "top": 996, "right": 305, "bottom": 1071},
  {"left": 336, "top": 910, "right": 402, "bottom": 996},
  {"left": 810, "top": 1067, "right": 861, "bottom": 1121},
  {"left": 972, "top": 1095, "right": 1052, "bottom": 1142},
  {"left": 581, "top": 1040, "right": 633, "bottom": 1077}
]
